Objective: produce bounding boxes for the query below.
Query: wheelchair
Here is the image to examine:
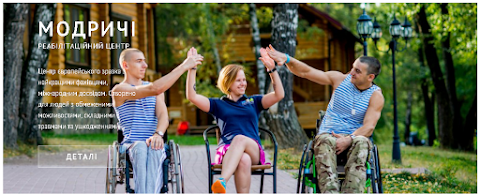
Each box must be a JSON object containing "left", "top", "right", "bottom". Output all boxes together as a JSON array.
[
  {"left": 203, "top": 125, "right": 278, "bottom": 193},
  {"left": 296, "top": 111, "right": 383, "bottom": 193},
  {"left": 105, "top": 128, "right": 184, "bottom": 193}
]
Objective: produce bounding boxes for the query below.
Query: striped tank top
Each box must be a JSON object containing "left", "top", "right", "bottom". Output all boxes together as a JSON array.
[
  {"left": 318, "top": 74, "right": 381, "bottom": 135},
  {"left": 114, "top": 81, "right": 158, "bottom": 144}
]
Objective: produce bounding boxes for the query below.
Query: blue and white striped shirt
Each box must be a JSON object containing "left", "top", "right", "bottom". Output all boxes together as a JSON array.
[
  {"left": 318, "top": 74, "right": 381, "bottom": 135},
  {"left": 114, "top": 81, "right": 158, "bottom": 144}
]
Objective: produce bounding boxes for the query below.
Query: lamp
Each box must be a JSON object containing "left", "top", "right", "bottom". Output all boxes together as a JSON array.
[{"left": 357, "top": 10, "right": 414, "bottom": 164}]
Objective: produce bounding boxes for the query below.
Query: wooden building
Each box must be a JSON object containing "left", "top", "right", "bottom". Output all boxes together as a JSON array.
[{"left": 32, "top": 3, "right": 359, "bottom": 134}]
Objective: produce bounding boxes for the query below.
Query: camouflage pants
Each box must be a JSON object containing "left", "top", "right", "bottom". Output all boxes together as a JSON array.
[{"left": 314, "top": 133, "right": 372, "bottom": 193}]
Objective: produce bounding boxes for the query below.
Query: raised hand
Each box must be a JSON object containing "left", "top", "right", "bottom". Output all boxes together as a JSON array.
[
  {"left": 187, "top": 47, "right": 194, "bottom": 58},
  {"left": 259, "top": 48, "right": 276, "bottom": 71},
  {"left": 266, "top": 44, "right": 288, "bottom": 66},
  {"left": 183, "top": 47, "right": 204, "bottom": 69}
]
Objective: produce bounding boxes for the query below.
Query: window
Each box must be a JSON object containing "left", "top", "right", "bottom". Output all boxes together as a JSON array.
[
  {"left": 110, "top": 13, "right": 132, "bottom": 71},
  {"left": 64, "top": 4, "right": 91, "bottom": 68}
]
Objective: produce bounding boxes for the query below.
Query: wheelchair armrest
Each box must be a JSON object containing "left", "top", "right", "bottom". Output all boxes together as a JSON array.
[
  {"left": 203, "top": 126, "right": 219, "bottom": 166},
  {"left": 259, "top": 128, "right": 278, "bottom": 168}
]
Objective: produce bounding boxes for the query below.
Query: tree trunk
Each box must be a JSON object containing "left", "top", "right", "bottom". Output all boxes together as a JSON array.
[
  {"left": 203, "top": 3, "right": 222, "bottom": 74},
  {"left": 416, "top": 5, "right": 454, "bottom": 148},
  {"left": 440, "top": 3, "right": 469, "bottom": 150},
  {"left": 420, "top": 73, "right": 436, "bottom": 146},
  {"left": 3, "top": 3, "right": 29, "bottom": 149},
  {"left": 249, "top": 4, "right": 269, "bottom": 129},
  {"left": 265, "top": 3, "right": 308, "bottom": 150},
  {"left": 249, "top": 3, "right": 266, "bottom": 95},
  {"left": 463, "top": 95, "right": 476, "bottom": 151},
  {"left": 18, "top": 4, "right": 56, "bottom": 145},
  {"left": 404, "top": 91, "right": 412, "bottom": 145},
  {"left": 415, "top": 32, "right": 436, "bottom": 146}
]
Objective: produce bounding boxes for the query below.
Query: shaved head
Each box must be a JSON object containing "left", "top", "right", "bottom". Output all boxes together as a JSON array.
[{"left": 119, "top": 48, "right": 143, "bottom": 67}]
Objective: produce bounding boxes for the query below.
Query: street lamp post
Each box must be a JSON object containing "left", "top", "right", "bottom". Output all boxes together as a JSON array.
[
  {"left": 357, "top": 9, "right": 373, "bottom": 56},
  {"left": 356, "top": 11, "right": 413, "bottom": 163}
]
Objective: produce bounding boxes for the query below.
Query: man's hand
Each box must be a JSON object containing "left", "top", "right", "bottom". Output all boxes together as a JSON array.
[
  {"left": 259, "top": 48, "right": 276, "bottom": 71},
  {"left": 146, "top": 134, "right": 164, "bottom": 150},
  {"left": 332, "top": 132, "right": 352, "bottom": 155},
  {"left": 183, "top": 47, "right": 204, "bottom": 70},
  {"left": 266, "top": 44, "right": 288, "bottom": 65}
]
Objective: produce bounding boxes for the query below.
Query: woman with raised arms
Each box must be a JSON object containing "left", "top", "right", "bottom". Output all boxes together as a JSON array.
[{"left": 186, "top": 47, "right": 284, "bottom": 193}]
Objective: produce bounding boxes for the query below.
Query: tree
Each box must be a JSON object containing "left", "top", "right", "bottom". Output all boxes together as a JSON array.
[
  {"left": 404, "top": 91, "right": 412, "bottom": 144},
  {"left": 4, "top": 3, "right": 29, "bottom": 149},
  {"left": 416, "top": 4, "right": 455, "bottom": 148},
  {"left": 264, "top": 3, "right": 308, "bottom": 150},
  {"left": 249, "top": 3, "right": 267, "bottom": 95},
  {"left": 439, "top": 3, "right": 475, "bottom": 150},
  {"left": 155, "top": 4, "right": 248, "bottom": 98},
  {"left": 415, "top": 4, "right": 476, "bottom": 150},
  {"left": 417, "top": 43, "right": 436, "bottom": 146},
  {"left": 203, "top": 3, "right": 223, "bottom": 74},
  {"left": 18, "top": 4, "right": 56, "bottom": 145}
]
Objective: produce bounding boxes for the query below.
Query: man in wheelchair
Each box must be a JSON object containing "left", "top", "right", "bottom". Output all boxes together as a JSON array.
[
  {"left": 265, "top": 45, "right": 384, "bottom": 193},
  {"left": 111, "top": 48, "right": 202, "bottom": 193}
]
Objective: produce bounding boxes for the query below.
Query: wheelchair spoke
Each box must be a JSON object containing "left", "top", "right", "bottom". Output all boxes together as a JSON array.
[{"left": 176, "top": 143, "right": 185, "bottom": 193}]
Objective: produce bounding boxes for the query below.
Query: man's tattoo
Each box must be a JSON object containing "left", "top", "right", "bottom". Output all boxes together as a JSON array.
[{"left": 193, "top": 83, "right": 196, "bottom": 91}]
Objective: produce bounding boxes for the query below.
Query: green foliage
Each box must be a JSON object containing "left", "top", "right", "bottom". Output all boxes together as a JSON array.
[
  {"left": 156, "top": 3, "right": 255, "bottom": 97},
  {"left": 155, "top": 3, "right": 234, "bottom": 68},
  {"left": 425, "top": 3, "right": 477, "bottom": 119},
  {"left": 310, "top": 3, "right": 363, "bottom": 33},
  {"left": 256, "top": 6, "right": 273, "bottom": 33}
]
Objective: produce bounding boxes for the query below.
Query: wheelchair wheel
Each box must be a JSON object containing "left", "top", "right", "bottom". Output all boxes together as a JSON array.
[
  {"left": 371, "top": 145, "right": 383, "bottom": 193},
  {"left": 176, "top": 143, "right": 185, "bottom": 193},
  {"left": 168, "top": 140, "right": 182, "bottom": 193},
  {"left": 296, "top": 143, "right": 308, "bottom": 193},
  {"left": 106, "top": 142, "right": 118, "bottom": 193},
  {"left": 297, "top": 141, "right": 316, "bottom": 194}
]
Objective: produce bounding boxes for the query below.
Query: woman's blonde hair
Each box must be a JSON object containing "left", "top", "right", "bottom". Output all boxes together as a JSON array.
[{"left": 217, "top": 64, "right": 244, "bottom": 95}]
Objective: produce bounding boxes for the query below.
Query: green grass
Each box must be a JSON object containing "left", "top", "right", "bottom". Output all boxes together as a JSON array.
[
  {"left": 41, "top": 132, "right": 216, "bottom": 146},
  {"left": 3, "top": 142, "right": 38, "bottom": 158},
  {"left": 276, "top": 148, "right": 303, "bottom": 170},
  {"left": 382, "top": 171, "right": 476, "bottom": 193},
  {"left": 377, "top": 144, "right": 477, "bottom": 183},
  {"left": 4, "top": 132, "right": 216, "bottom": 158},
  {"left": 169, "top": 135, "right": 217, "bottom": 145},
  {"left": 42, "top": 131, "right": 117, "bottom": 145}
]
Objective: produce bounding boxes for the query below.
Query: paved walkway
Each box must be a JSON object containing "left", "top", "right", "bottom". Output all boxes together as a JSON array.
[{"left": 4, "top": 145, "right": 298, "bottom": 193}]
